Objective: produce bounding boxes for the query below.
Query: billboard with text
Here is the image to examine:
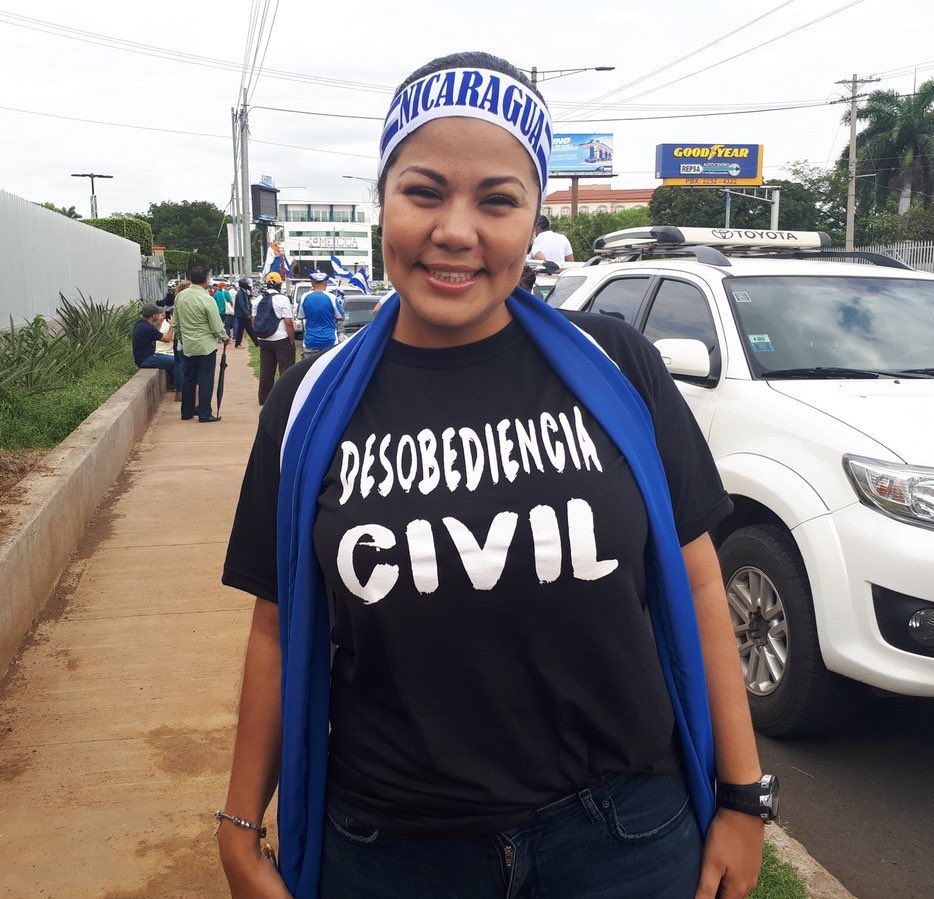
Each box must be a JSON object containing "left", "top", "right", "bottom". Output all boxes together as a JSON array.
[
  {"left": 550, "top": 133, "right": 614, "bottom": 177},
  {"left": 655, "top": 143, "right": 763, "bottom": 186}
]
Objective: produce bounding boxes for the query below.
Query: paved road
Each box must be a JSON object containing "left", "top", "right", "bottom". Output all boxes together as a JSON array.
[{"left": 759, "top": 692, "right": 934, "bottom": 899}]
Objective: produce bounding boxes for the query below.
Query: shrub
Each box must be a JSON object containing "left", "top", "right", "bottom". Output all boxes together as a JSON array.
[
  {"left": 84, "top": 216, "right": 154, "bottom": 254},
  {"left": 0, "top": 294, "right": 141, "bottom": 450}
]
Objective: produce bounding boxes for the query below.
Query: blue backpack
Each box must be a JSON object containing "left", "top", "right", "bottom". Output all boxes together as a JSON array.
[{"left": 253, "top": 290, "right": 281, "bottom": 338}]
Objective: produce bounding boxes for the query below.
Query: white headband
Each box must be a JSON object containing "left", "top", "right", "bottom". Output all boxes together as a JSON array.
[{"left": 378, "top": 67, "right": 553, "bottom": 191}]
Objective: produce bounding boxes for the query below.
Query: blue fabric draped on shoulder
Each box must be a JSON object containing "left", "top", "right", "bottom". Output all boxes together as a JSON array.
[{"left": 275, "top": 289, "right": 715, "bottom": 897}]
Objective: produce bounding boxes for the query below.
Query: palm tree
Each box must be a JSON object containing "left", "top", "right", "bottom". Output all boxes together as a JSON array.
[{"left": 840, "top": 79, "right": 934, "bottom": 214}]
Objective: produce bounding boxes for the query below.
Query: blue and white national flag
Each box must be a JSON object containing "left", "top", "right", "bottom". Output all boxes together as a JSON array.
[
  {"left": 349, "top": 266, "right": 371, "bottom": 294},
  {"left": 330, "top": 255, "right": 354, "bottom": 279}
]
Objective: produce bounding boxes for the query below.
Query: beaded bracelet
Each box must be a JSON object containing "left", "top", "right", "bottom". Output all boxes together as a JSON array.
[{"left": 214, "top": 809, "right": 267, "bottom": 838}]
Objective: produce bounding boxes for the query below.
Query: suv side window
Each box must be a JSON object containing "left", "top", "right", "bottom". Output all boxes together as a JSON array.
[
  {"left": 643, "top": 278, "right": 721, "bottom": 380},
  {"left": 588, "top": 277, "right": 650, "bottom": 322}
]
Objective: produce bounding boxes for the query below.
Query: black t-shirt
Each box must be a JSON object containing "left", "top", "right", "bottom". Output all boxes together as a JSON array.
[
  {"left": 223, "top": 313, "right": 731, "bottom": 835},
  {"left": 132, "top": 319, "right": 162, "bottom": 365}
]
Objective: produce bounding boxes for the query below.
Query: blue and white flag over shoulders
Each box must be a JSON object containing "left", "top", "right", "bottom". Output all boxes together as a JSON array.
[{"left": 273, "top": 289, "right": 716, "bottom": 897}]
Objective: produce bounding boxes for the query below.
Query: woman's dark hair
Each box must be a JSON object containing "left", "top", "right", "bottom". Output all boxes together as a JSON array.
[{"left": 376, "top": 51, "right": 548, "bottom": 205}]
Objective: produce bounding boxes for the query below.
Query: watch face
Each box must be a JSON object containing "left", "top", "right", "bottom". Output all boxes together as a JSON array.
[{"left": 761, "top": 775, "right": 779, "bottom": 820}]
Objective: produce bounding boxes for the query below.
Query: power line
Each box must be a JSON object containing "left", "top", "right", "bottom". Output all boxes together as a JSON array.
[
  {"left": 556, "top": 98, "right": 839, "bottom": 123},
  {"left": 250, "top": 105, "right": 383, "bottom": 121},
  {"left": 564, "top": 0, "right": 797, "bottom": 119},
  {"left": 247, "top": 0, "right": 280, "bottom": 103},
  {"left": 0, "top": 104, "right": 376, "bottom": 159},
  {"left": 0, "top": 10, "right": 393, "bottom": 95},
  {"left": 563, "top": 0, "right": 865, "bottom": 121}
]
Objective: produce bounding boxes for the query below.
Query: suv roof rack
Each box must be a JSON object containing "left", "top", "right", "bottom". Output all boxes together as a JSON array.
[
  {"left": 589, "top": 226, "right": 913, "bottom": 270},
  {"left": 742, "top": 249, "right": 913, "bottom": 270}
]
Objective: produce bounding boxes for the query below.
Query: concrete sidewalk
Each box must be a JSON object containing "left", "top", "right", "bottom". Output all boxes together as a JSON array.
[{"left": 0, "top": 345, "right": 264, "bottom": 898}]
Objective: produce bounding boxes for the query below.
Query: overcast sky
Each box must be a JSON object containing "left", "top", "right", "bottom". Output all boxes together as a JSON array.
[{"left": 0, "top": 0, "right": 930, "bottom": 219}]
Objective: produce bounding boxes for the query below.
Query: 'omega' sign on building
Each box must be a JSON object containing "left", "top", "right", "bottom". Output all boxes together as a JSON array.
[
  {"left": 655, "top": 143, "right": 764, "bottom": 187},
  {"left": 306, "top": 236, "right": 360, "bottom": 249}
]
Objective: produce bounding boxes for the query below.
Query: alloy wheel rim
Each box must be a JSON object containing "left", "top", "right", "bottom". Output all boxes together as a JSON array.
[{"left": 726, "top": 566, "right": 789, "bottom": 696}]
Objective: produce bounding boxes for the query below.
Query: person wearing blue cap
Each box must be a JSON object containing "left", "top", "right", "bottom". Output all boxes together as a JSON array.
[
  {"left": 299, "top": 270, "right": 344, "bottom": 364},
  {"left": 218, "top": 51, "right": 767, "bottom": 899}
]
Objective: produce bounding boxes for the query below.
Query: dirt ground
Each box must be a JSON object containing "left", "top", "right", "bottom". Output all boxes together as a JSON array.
[
  {"left": 0, "top": 449, "right": 47, "bottom": 538},
  {"left": 0, "top": 353, "right": 267, "bottom": 898}
]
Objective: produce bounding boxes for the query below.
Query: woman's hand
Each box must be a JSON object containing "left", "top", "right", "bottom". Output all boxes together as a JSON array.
[
  {"left": 694, "top": 809, "right": 765, "bottom": 899},
  {"left": 218, "top": 826, "right": 292, "bottom": 899}
]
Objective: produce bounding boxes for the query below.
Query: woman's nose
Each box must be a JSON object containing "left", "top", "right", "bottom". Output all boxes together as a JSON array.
[{"left": 430, "top": 199, "right": 479, "bottom": 252}]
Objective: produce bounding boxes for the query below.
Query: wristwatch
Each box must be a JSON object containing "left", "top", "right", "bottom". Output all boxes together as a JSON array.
[{"left": 715, "top": 774, "right": 779, "bottom": 821}]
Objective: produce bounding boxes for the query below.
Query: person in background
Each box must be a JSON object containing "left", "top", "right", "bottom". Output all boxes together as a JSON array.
[
  {"left": 214, "top": 281, "right": 234, "bottom": 336},
  {"left": 519, "top": 265, "right": 537, "bottom": 293},
  {"left": 233, "top": 278, "right": 257, "bottom": 348},
  {"left": 531, "top": 214, "right": 575, "bottom": 264},
  {"left": 152, "top": 303, "right": 183, "bottom": 401},
  {"left": 300, "top": 270, "right": 343, "bottom": 363},
  {"left": 132, "top": 304, "right": 180, "bottom": 392},
  {"left": 252, "top": 271, "right": 296, "bottom": 406},
  {"left": 174, "top": 265, "right": 229, "bottom": 423}
]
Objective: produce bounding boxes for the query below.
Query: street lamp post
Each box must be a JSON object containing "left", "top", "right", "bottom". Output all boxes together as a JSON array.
[
  {"left": 71, "top": 172, "right": 113, "bottom": 219},
  {"left": 521, "top": 66, "right": 615, "bottom": 217},
  {"left": 526, "top": 65, "right": 615, "bottom": 87}
]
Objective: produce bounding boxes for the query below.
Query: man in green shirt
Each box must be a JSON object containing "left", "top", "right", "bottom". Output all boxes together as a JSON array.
[{"left": 174, "top": 265, "right": 230, "bottom": 422}]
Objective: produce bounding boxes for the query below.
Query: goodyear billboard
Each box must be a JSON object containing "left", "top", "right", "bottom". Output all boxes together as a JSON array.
[
  {"left": 550, "top": 133, "right": 614, "bottom": 177},
  {"left": 655, "top": 143, "right": 763, "bottom": 186}
]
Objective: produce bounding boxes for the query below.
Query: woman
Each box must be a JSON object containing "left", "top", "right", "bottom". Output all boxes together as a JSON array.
[{"left": 219, "top": 52, "right": 766, "bottom": 899}]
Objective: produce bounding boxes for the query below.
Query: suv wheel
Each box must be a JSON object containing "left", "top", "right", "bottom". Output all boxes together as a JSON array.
[{"left": 718, "top": 525, "right": 856, "bottom": 737}]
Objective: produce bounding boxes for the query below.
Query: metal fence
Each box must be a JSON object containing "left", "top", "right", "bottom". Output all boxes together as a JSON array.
[
  {"left": 139, "top": 255, "right": 167, "bottom": 304},
  {"left": 0, "top": 189, "right": 143, "bottom": 324},
  {"left": 855, "top": 240, "right": 934, "bottom": 272}
]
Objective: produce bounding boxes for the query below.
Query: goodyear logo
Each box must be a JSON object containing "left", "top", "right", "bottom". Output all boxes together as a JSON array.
[{"left": 673, "top": 145, "right": 751, "bottom": 159}]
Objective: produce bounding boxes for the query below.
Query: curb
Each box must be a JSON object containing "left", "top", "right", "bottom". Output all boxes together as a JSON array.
[
  {"left": 0, "top": 369, "right": 164, "bottom": 677},
  {"left": 769, "top": 825, "right": 856, "bottom": 898}
]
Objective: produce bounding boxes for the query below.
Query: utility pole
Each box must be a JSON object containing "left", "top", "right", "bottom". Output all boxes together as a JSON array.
[
  {"left": 239, "top": 88, "right": 252, "bottom": 276},
  {"left": 231, "top": 107, "right": 243, "bottom": 277},
  {"left": 836, "top": 73, "right": 879, "bottom": 251},
  {"left": 71, "top": 173, "right": 113, "bottom": 219}
]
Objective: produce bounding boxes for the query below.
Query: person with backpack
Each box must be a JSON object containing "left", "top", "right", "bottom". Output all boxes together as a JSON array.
[
  {"left": 252, "top": 271, "right": 296, "bottom": 405},
  {"left": 233, "top": 278, "right": 257, "bottom": 348}
]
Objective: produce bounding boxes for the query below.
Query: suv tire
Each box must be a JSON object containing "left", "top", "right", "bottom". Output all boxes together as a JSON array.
[{"left": 718, "top": 525, "right": 857, "bottom": 737}]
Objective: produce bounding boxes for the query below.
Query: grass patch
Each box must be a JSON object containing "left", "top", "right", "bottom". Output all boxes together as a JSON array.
[
  {"left": 0, "top": 348, "right": 137, "bottom": 450},
  {"left": 752, "top": 842, "right": 809, "bottom": 899},
  {"left": 247, "top": 341, "right": 260, "bottom": 379}
]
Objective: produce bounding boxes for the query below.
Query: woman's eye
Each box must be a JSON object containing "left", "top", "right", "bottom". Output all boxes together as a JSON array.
[
  {"left": 484, "top": 194, "right": 519, "bottom": 207},
  {"left": 404, "top": 187, "right": 441, "bottom": 200}
]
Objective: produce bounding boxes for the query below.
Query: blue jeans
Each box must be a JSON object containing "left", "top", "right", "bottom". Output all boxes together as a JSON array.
[
  {"left": 320, "top": 770, "right": 702, "bottom": 898},
  {"left": 181, "top": 350, "right": 216, "bottom": 419},
  {"left": 138, "top": 354, "right": 181, "bottom": 390}
]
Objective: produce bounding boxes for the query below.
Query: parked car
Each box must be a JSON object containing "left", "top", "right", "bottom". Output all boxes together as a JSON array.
[{"left": 548, "top": 225, "right": 934, "bottom": 736}]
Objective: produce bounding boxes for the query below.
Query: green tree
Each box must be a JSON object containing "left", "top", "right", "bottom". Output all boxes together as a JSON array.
[
  {"left": 371, "top": 224, "right": 384, "bottom": 280},
  {"left": 84, "top": 216, "right": 154, "bottom": 254},
  {"left": 551, "top": 208, "right": 651, "bottom": 259},
  {"left": 842, "top": 79, "right": 934, "bottom": 215},
  {"left": 126, "top": 200, "right": 231, "bottom": 274},
  {"left": 39, "top": 202, "right": 82, "bottom": 219}
]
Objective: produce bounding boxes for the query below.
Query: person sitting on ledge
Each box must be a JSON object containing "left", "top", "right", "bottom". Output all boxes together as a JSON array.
[{"left": 132, "top": 303, "right": 181, "bottom": 391}]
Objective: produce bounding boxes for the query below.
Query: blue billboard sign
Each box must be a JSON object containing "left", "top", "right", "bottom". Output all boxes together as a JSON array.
[
  {"left": 549, "top": 133, "right": 614, "bottom": 177},
  {"left": 655, "top": 143, "right": 763, "bottom": 186}
]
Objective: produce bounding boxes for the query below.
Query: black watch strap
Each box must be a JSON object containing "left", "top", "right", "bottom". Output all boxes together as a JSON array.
[{"left": 716, "top": 775, "right": 779, "bottom": 821}]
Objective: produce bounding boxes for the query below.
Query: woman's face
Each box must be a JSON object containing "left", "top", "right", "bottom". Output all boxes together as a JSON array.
[{"left": 381, "top": 117, "right": 539, "bottom": 348}]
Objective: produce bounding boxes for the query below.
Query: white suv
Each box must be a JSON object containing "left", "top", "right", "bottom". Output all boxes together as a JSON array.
[{"left": 549, "top": 226, "right": 934, "bottom": 736}]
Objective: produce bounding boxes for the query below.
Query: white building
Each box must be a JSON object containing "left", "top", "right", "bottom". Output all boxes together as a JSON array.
[{"left": 277, "top": 197, "right": 374, "bottom": 277}]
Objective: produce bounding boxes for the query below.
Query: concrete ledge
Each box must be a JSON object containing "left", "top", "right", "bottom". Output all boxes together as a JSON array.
[{"left": 0, "top": 369, "right": 165, "bottom": 676}]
